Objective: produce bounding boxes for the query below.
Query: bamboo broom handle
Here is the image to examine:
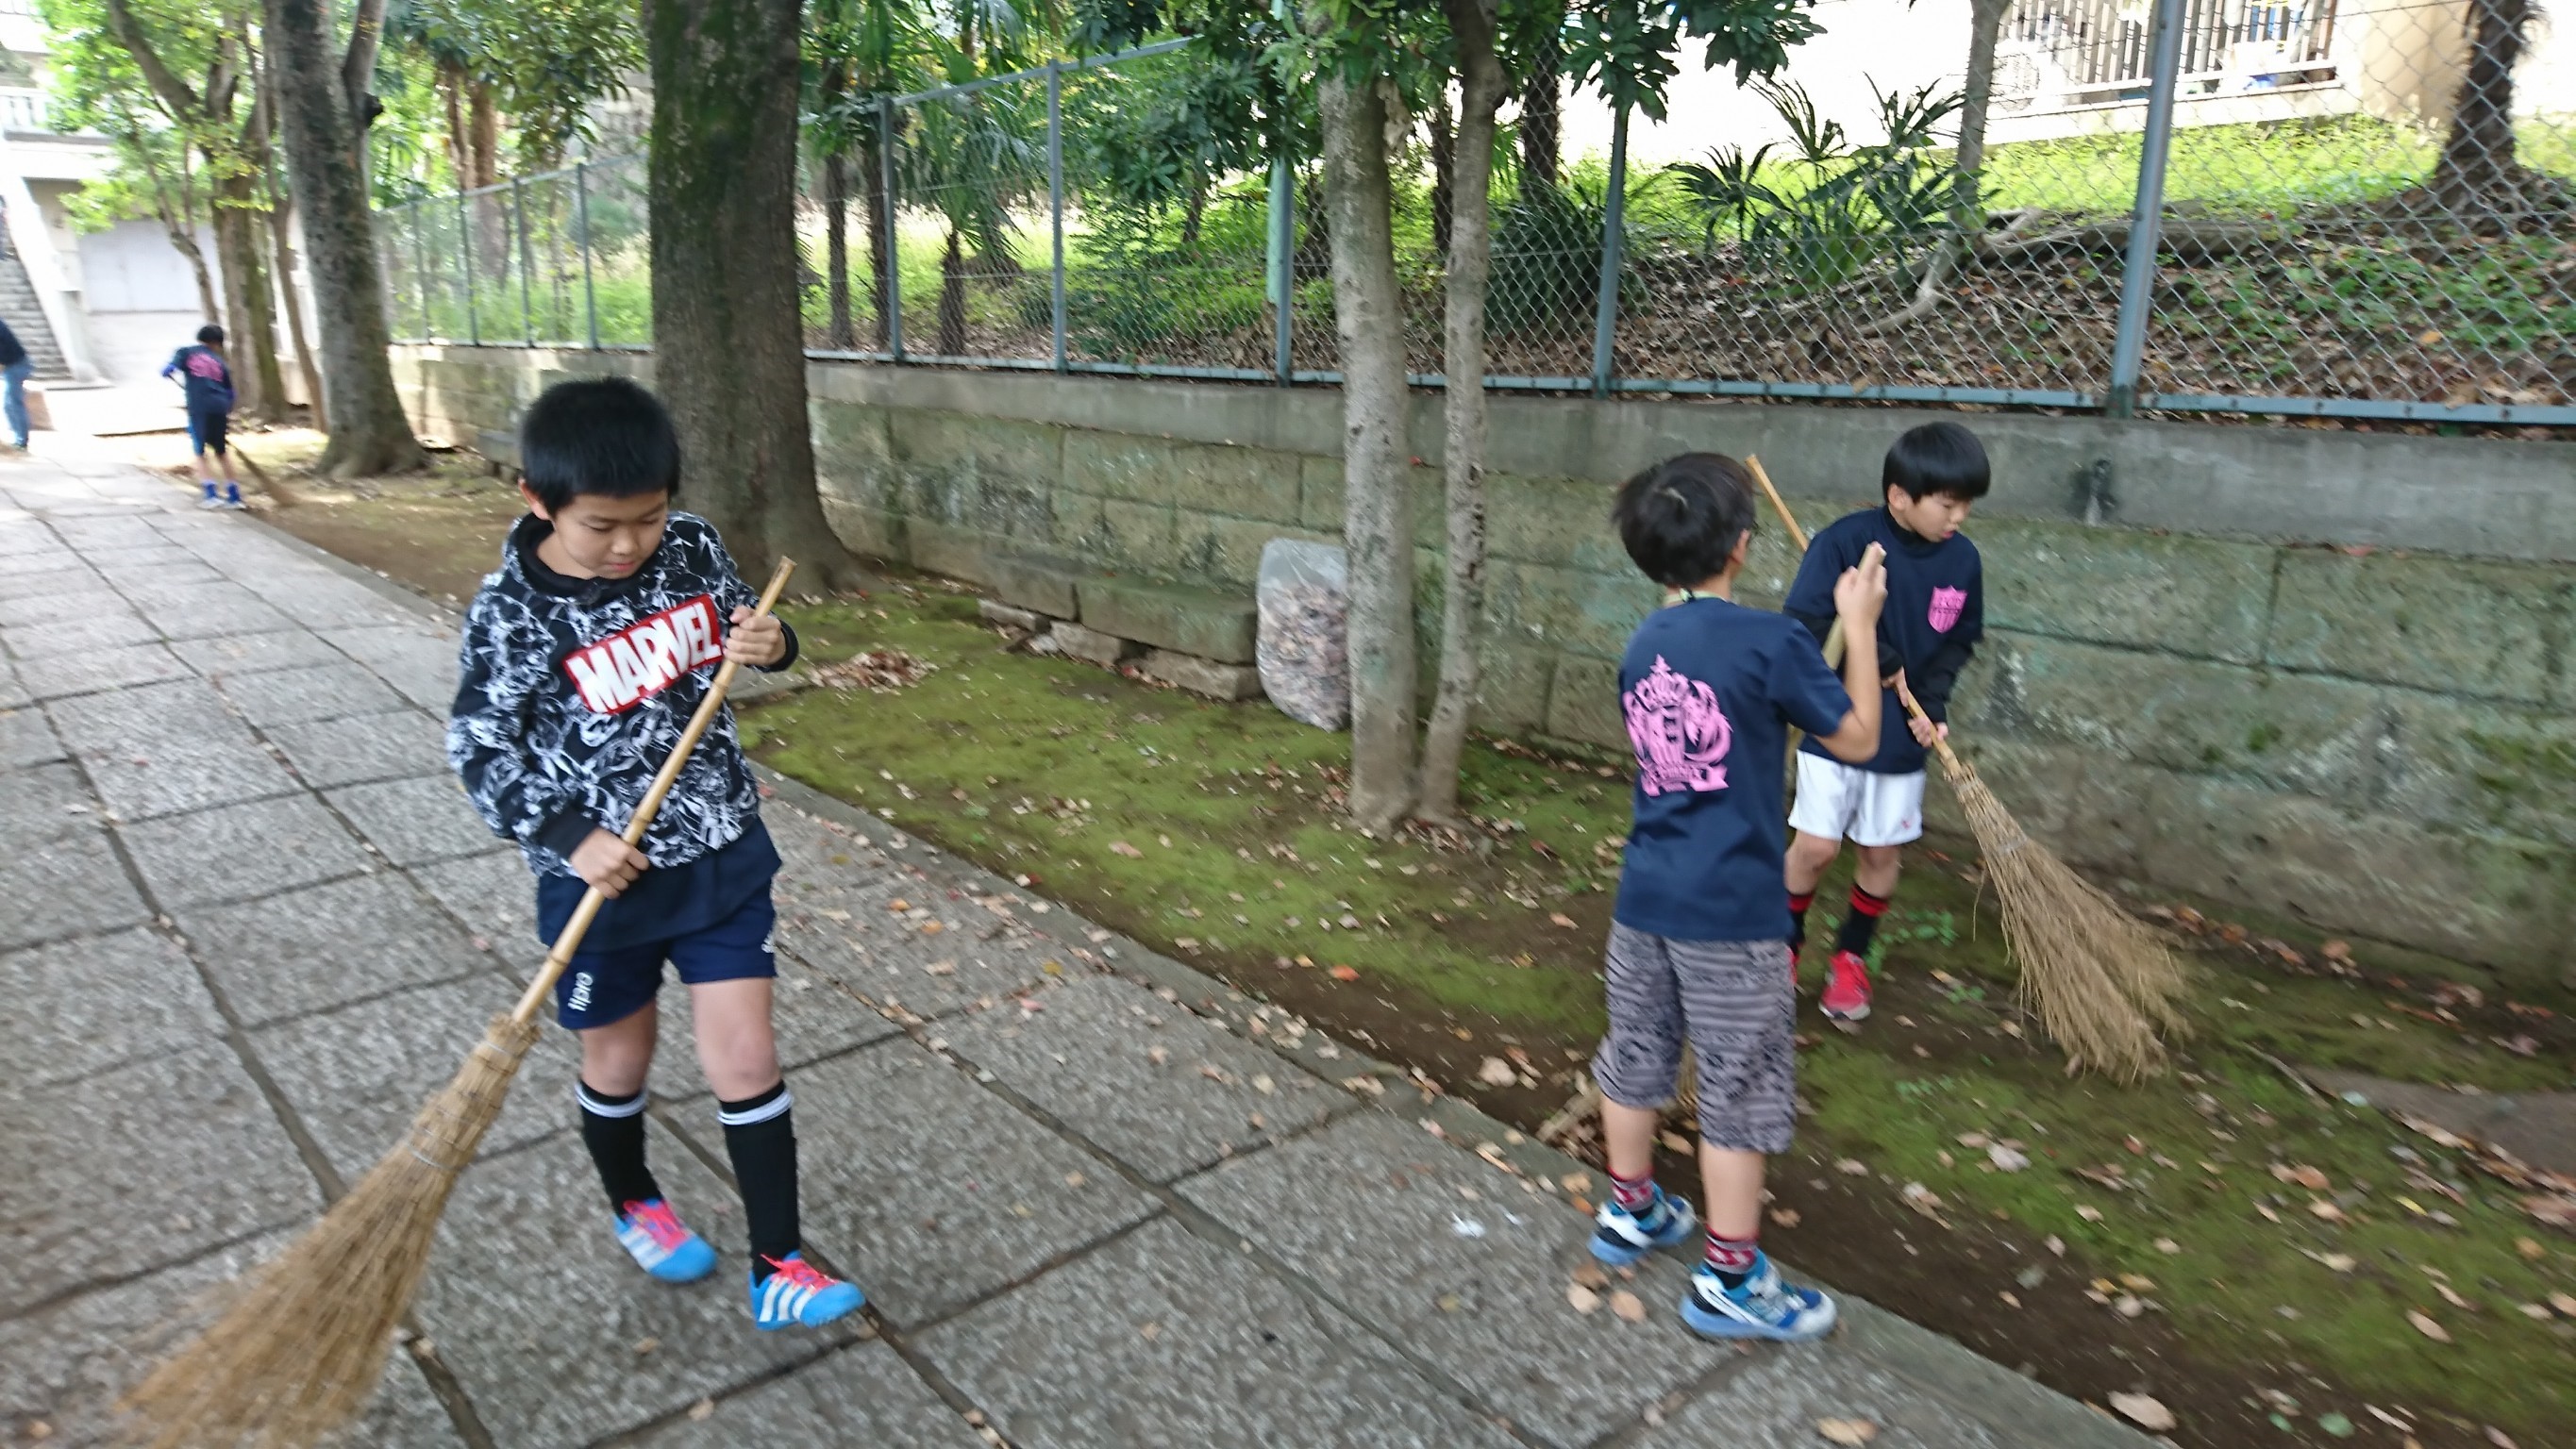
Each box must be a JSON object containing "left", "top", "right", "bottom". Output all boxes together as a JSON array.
[
  {"left": 1890, "top": 669, "right": 1967, "bottom": 775},
  {"left": 508, "top": 558, "right": 797, "bottom": 1024},
  {"left": 1746, "top": 455, "right": 1845, "bottom": 666}
]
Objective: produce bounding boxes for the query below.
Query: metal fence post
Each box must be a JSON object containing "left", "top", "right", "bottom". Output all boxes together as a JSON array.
[
  {"left": 1588, "top": 104, "right": 1630, "bottom": 399},
  {"left": 459, "top": 189, "right": 479, "bottom": 345},
  {"left": 2104, "top": 0, "right": 2186, "bottom": 418},
  {"left": 410, "top": 203, "right": 430, "bottom": 341},
  {"left": 514, "top": 176, "right": 535, "bottom": 344},
  {"left": 880, "top": 96, "right": 903, "bottom": 362},
  {"left": 575, "top": 161, "right": 600, "bottom": 350},
  {"left": 1268, "top": 152, "right": 1293, "bottom": 385},
  {"left": 1047, "top": 61, "right": 1067, "bottom": 372}
]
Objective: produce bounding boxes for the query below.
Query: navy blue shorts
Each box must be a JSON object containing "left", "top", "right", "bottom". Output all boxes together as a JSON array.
[
  {"left": 186, "top": 406, "right": 229, "bottom": 458},
  {"left": 554, "top": 885, "right": 778, "bottom": 1031}
]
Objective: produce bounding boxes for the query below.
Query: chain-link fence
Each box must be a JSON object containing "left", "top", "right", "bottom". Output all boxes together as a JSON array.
[{"left": 376, "top": 1, "right": 2576, "bottom": 425}]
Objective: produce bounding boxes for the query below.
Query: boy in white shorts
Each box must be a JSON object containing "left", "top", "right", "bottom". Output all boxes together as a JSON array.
[{"left": 1781, "top": 422, "right": 1987, "bottom": 1022}]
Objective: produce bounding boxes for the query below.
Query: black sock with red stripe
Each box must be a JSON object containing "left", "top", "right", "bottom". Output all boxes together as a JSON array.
[
  {"left": 1787, "top": 891, "right": 1815, "bottom": 955},
  {"left": 1835, "top": 885, "right": 1891, "bottom": 959}
]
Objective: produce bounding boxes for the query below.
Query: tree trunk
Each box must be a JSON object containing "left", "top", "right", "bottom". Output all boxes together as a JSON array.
[
  {"left": 1519, "top": 27, "right": 1560, "bottom": 190},
  {"left": 861, "top": 129, "right": 892, "bottom": 348},
  {"left": 822, "top": 150, "right": 855, "bottom": 348},
  {"left": 1955, "top": 0, "right": 2008, "bottom": 233},
  {"left": 1418, "top": 0, "right": 1504, "bottom": 825},
  {"left": 2431, "top": 0, "right": 2532, "bottom": 211},
  {"left": 1318, "top": 70, "right": 1417, "bottom": 829},
  {"left": 267, "top": 193, "right": 326, "bottom": 427},
  {"left": 210, "top": 175, "right": 286, "bottom": 422},
  {"left": 467, "top": 79, "right": 506, "bottom": 273},
  {"left": 1429, "top": 92, "right": 1455, "bottom": 258},
  {"left": 265, "top": 0, "right": 423, "bottom": 476},
  {"left": 937, "top": 227, "right": 967, "bottom": 355},
  {"left": 647, "top": 0, "right": 867, "bottom": 588}
]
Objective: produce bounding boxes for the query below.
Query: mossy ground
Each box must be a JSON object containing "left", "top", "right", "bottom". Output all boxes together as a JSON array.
[{"left": 191, "top": 459, "right": 2576, "bottom": 1449}]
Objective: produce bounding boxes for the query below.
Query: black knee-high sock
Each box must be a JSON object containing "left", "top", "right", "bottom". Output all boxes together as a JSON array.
[
  {"left": 720, "top": 1082, "right": 800, "bottom": 1280},
  {"left": 1787, "top": 891, "right": 1815, "bottom": 955},
  {"left": 577, "top": 1081, "right": 660, "bottom": 1211},
  {"left": 1835, "top": 885, "right": 1891, "bottom": 959}
]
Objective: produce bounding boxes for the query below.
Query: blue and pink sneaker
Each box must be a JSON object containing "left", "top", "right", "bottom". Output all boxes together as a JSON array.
[
  {"left": 613, "top": 1198, "right": 717, "bottom": 1283},
  {"left": 749, "top": 1253, "right": 864, "bottom": 1329},
  {"left": 1680, "top": 1253, "right": 1838, "bottom": 1341},
  {"left": 1590, "top": 1184, "right": 1699, "bottom": 1266}
]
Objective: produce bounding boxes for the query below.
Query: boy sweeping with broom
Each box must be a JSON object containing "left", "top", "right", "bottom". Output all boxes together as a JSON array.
[
  {"left": 1591, "top": 453, "right": 1885, "bottom": 1341},
  {"left": 1781, "top": 421, "right": 1988, "bottom": 1022},
  {"left": 447, "top": 376, "right": 862, "bottom": 1330}
]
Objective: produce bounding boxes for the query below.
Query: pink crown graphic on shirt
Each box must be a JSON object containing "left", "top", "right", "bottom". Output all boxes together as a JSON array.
[
  {"left": 1623, "top": 656, "right": 1731, "bottom": 796},
  {"left": 1929, "top": 586, "right": 1966, "bottom": 632}
]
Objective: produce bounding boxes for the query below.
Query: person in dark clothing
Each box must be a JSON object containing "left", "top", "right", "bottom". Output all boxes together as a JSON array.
[
  {"left": 0, "top": 316, "right": 31, "bottom": 450},
  {"left": 162, "top": 324, "right": 242, "bottom": 508}
]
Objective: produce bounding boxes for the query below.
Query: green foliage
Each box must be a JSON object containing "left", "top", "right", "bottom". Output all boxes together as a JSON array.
[
  {"left": 384, "top": 0, "right": 641, "bottom": 174},
  {"left": 1563, "top": 0, "right": 1822, "bottom": 119}
]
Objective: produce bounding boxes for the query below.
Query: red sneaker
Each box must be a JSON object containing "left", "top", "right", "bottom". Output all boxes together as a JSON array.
[{"left": 1821, "top": 951, "right": 1873, "bottom": 1021}]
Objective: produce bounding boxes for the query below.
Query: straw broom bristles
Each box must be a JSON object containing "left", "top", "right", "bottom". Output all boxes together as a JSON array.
[
  {"left": 119, "top": 559, "right": 797, "bottom": 1449},
  {"left": 121, "top": 1014, "right": 540, "bottom": 1449}
]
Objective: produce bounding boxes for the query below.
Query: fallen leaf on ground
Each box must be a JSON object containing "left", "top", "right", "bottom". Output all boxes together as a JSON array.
[
  {"left": 1609, "top": 1290, "right": 1647, "bottom": 1323},
  {"left": 1547, "top": 912, "right": 1577, "bottom": 928},
  {"left": 2517, "top": 1237, "right": 2546, "bottom": 1260},
  {"left": 2075, "top": 1205, "right": 2103, "bottom": 1223},
  {"left": 2109, "top": 1393, "right": 2175, "bottom": 1431},
  {"left": 1956, "top": 1132, "right": 1990, "bottom": 1148},
  {"left": 2550, "top": 1291, "right": 2576, "bottom": 1318},
  {"left": 686, "top": 1399, "right": 714, "bottom": 1423},
  {"left": 1329, "top": 965, "right": 1360, "bottom": 981},
  {"left": 2314, "top": 1412, "right": 2354, "bottom": 1438},
  {"left": 2045, "top": 1235, "right": 2065, "bottom": 1256},
  {"left": 2272, "top": 1163, "right": 2331, "bottom": 1191},
  {"left": 1109, "top": 841, "right": 1144, "bottom": 858},
  {"left": 2154, "top": 1238, "right": 2182, "bottom": 1255},
  {"left": 1835, "top": 1158, "right": 1868, "bottom": 1175},
  {"left": 2407, "top": 1310, "right": 2451, "bottom": 1342},
  {"left": 1770, "top": 1208, "right": 1803, "bottom": 1228},
  {"left": 2309, "top": 1199, "right": 2348, "bottom": 1222},
  {"left": 2485, "top": 1429, "right": 2517, "bottom": 1448},
  {"left": 1987, "top": 1144, "right": 2029, "bottom": 1172},
  {"left": 1815, "top": 1419, "right": 1880, "bottom": 1445},
  {"left": 2303, "top": 1251, "right": 2358, "bottom": 1273},
  {"left": 1477, "top": 1058, "right": 1516, "bottom": 1087},
  {"left": 1572, "top": 1261, "right": 1609, "bottom": 1289},
  {"left": 1567, "top": 1283, "right": 1601, "bottom": 1314}
]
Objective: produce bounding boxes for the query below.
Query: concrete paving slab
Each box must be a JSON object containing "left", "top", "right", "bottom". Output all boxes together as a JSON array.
[
  {"left": 1632, "top": 1345, "right": 2008, "bottom": 1449},
  {"left": 244, "top": 574, "right": 421, "bottom": 632},
  {"left": 0, "top": 656, "right": 27, "bottom": 708},
  {"left": 0, "top": 1229, "right": 462, "bottom": 1449},
  {"left": 48, "top": 514, "right": 168, "bottom": 550},
  {"left": 0, "top": 565, "right": 105, "bottom": 603},
  {"left": 326, "top": 774, "right": 505, "bottom": 867},
  {"left": 251, "top": 973, "right": 577, "bottom": 1183},
  {"left": 0, "top": 827, "right": 150, "bottom": 950},
  {"left": 2, "top": 608, "right": 160, "bottom": 658},
  {"left": 0, "top": 584, "right": 124, "bottom": 628},
  {"left": 321, "top": 623, "right": 465, "bottom": 712},
  {"left": 411, "top": 848, "right": 547, "bottom": 973},
  {"left": 0, "top": 700, "right": 63, "bottom": 765},
  {"left": 0, "top": 759, "right": 99, "bottom": 847},
  {"left": 0, "top": 926, "right": 224, "bottom": 1091},
  {"left": 267, "top": 709, "right": 449, "bottom": 789},
  {"left": 170, "top": 626, "right": 351, "bottom": 678},
  {"left": 947, "top": 973, "right": 1345, "bottom": 1184},
  {"left": 623, "top": 1343, "right": 983, "bottom": 1448},
  {"left": 412, "top": 1122, "right": 820, "bottom": 1449},
  {"left": 216, "top": 659, "right": 413, "bottom": 728},
  {"left": 180, "top": 870, "right": 498, "bottom": 1026},
  {"left": 1, "top": 1041, "right": 319, "bottom": 1316},
  {"left": 1177, "top": 1110, "right": 1717, "bottom": 1447},
  {"left": 92, "top": 558, "right": 228, "bottom": 592},
  {"left": 47, "top": 677, "right": 299, "bottom": 820},
  {"left": 923, "top": 1216, "right": 1520, "bottom": 1449},
  {"left": 117, "top": 792, "right": 373, "bottom": 909},
  {"left": 772, "top": 867, "right": 1057, "bottom": 1023},
  {"left": 786, "top": 1038, "right": 1159, "bottom": 1324},
  {"left": 15, "top": 641, "right": 192, "bottom": 700},
  {"left": 122, "top": 579, "right": 298, "bottom": 640}
]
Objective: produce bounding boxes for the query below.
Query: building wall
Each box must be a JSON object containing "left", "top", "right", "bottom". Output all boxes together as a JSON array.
[{"left": 389, "top": 344, "right": 2576, "bottom": 990}]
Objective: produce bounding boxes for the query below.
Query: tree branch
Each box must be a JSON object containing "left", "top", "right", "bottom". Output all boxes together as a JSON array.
[
  {"left": 343, "top": 0, "right": 389, "bottom": 126},
  {"left": 102, "top": 0, "right": 206, "bottom": 120}
]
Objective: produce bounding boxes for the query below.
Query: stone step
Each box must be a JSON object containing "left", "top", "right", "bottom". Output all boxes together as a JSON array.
[{"left": 0, "top": 250, "right": 73, "bottom": 379}]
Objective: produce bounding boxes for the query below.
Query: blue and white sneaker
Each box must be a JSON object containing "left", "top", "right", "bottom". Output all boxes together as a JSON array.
[
  {"left": 1680, "top": 1253, "right": 1838, "bottom": 1341},
  {"left": 749, "top": 1253, "right": 864, "bottom": 1329},
  {"left": 613, "top": 1198, "right": 718, "bottom": 1283},
  {"left": 1590, "top": 1185, "right": 1700, "bottom": 1267}
]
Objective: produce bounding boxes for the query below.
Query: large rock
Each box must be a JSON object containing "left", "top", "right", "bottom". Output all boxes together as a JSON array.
[{"left": 1076, "top": 575, "right": 1257, "bottom": 664}]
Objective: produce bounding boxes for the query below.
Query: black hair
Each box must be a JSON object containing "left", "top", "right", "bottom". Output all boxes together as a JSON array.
[
  {"left": 1612, "top": 453, "right": 1757, "bottom": 589},
  {"left": 196, "top": 324, "right": 225, "bottom": 346},
  {"left": 1883, "top": 421, "right": 1990, "bottom": 502},
  {"left": 518, "top": 375, "right": 681, "bottom": 511}
]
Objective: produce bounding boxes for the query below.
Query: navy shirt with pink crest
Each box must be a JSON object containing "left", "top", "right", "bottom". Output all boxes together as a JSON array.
[
  {"left": 1613, "top": 596, "right": 1852, "bottom": 942},
  {"left": 1785, "top": 507, "right": 1982, "bottom": 775}
]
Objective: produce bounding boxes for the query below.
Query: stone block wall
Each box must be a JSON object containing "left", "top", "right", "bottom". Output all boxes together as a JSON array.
[{"left": 389, "top": 346, "right": 2576, "bottom": 988}]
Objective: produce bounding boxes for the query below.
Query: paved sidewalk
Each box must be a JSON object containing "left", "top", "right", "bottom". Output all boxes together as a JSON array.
[{"left": 0, "top": 454, "right": 2147, "bottom": 1449}]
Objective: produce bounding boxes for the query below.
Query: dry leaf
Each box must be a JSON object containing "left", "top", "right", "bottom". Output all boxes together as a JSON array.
[
  {"left": 2109, "top": 1393, "right": 2176, "bottom": 1432},
  {"left": 1110, "top": 841, "right": 1144, "bottom": 858},
  {"left": 1477, "top": 1058, "right": 1517, "bottom": 1087},
  {"left": 2076, "top": 1205, "right": 2103, "bottom": 1223},
  {"left": 1567, "top": 1282, "right": 1601, "bottom": 1313},
  {"left": 1609, "top": 1290, "right": 1647, "bottom": 1323},
  {"left": 1572, "top": 1261, "right": 1609, "bottom": 1290},
  {"left": 1988, "top": 1144, "right": 2030, "bottom": 1173},
  {"left": 1770, "top": 1208, "right": 1803, "bottom": 1228},
  {"left": 2486, "top": 1428, "right": 2518, "bottom": 1448},
  {"left": 686, "top": 1399, "right": 715, "bottom": 1423},
  {"left": 2549, "top": 1291, "right": 2576, "bottom": 1318},
  {"left": 2309, "top": 1199, "right": 2347, "bottom": 1223},
  {"left": 2304, "top": 1251, "right": 2358, "bottom": 1273},
  {"left": 1561, "top": 1172, "right": 1594, "bottom": 1194},
  {"left": 1547, "top": 912, "right": 1577, "bottom": 928},
  {"left": 1140, "top": 1321, "right": 1163, "bottom": 1341},
  {"left": 2154, "top": 1238, "right": 2182, "bottom": 1255},
  {"left": 1329, "top": 965, "right": 1361, "bottom": 982},
  {"left": 1955, "top": 1132, "right": 1991, "bottom": 1148},
  {"left": 1815, "top": 1419, "right": 1880, "bottom": 1445},
  {"left": 887, "top": 898, "right": 912, "bottom": 912},
  {"left": 2517, "top": 1237, "right": 2546, "bottom": 1260},
  {"left": 1835, "top": 1158, "right": 1869, "bottom": 1175},
  {"left": 2407, "top": 1310, "right": 2451, "bottom": 1342}
]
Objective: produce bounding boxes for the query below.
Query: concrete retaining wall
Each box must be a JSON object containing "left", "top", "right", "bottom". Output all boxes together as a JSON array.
[{"left": 390, "top": 345, "right": 2576, "bottom": 989}]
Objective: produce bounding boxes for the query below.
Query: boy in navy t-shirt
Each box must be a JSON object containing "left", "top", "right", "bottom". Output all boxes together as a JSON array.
[
  {"left": 161, "top": 324, "right": 243, "bottom": 508},
  {"left": 1781, "top": 422, "right": 1988, "bottom": 1022},
  {"left": 1589, "top": 453, "right": 1887, "bottom": 1343}
]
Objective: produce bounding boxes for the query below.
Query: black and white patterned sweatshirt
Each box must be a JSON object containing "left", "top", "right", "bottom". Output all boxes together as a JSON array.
[{"left": 447, "top": 510, "right": 798, "bottom": 879}]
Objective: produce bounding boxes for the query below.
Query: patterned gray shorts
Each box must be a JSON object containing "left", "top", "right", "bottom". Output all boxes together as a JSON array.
[{"left": 1590, "top": 923, "right": 1797, "bottom": 1154}]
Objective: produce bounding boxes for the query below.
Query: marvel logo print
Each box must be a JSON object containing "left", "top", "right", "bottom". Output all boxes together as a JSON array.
[{"left": 564, "top": 594, "right": 726, "bottom": 713}]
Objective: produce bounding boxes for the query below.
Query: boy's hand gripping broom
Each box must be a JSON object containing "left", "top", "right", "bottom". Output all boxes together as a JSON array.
[
  {"left": 1747, "top": 458, "right": 2184, "bottom": 1082},
  {"left": 122, "top": 559, "right": 797, "bottom": 1449}
]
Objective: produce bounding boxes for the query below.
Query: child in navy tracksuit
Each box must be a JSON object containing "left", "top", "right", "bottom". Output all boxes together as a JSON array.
[
  {"left": 162, "top": 324, "right": 243, "bottom": 508},
  {"left": 447, "top": 376, "right": 861, "bottom": 1330},
  {"left": 1781, "top": 422, "right": 1989, "bottom": 1022},
  {"left": 1586, "top": 453, "right": 1886, "bottom": 1343}
]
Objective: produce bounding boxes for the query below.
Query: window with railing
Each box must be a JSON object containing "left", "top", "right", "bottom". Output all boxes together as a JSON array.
[
  {"left": 0, "top": 89, "right": 49, "bottom": 132},
  {"left": 1995, "top": 0, "right": 2338, "bottom": 111}
]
